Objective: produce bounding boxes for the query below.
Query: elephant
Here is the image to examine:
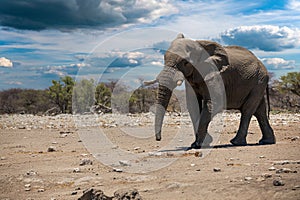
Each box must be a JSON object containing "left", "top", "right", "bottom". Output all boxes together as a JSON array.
[{"left": 148, "top": 33, "right": 276, "bottom": 149}]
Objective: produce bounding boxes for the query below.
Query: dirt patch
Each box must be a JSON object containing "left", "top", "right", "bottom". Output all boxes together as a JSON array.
[{"left": 0, "top": 113, "right": 299, "bottom": 199}]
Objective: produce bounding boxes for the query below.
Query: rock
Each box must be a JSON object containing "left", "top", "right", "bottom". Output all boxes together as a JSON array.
[
  {"left": 194, "top": 151, "right": 203, "bottom": 157},
  {"left": 47, "top": 146, "right": 56, "bottom": 152},
  {"left": 79, "top": 158, "right": 93, "bottom": 166},
  {"left": 273, "top": 179, "right": 285, "bottom": 186},
  {"left": 26, "top": 170, "right": 37, "bottom": 176},
  {"left": 166, "top": 152, "right": 174, "bottom": 156},
  {"left": 38, "top": 188, "right": 45, "bottom": 192},
  {"left": 114, "top": 188, "right": 142, "bottom": 200},
  {"left": 78, "top": 188, "right": 111, "bottom": 200},
  {"left": 78, "top": 188, "right": 142, "bottom": 200},
  {"left": 259, "top": 155, "right": 265, "bottom": 158},
  {"left": 262, "top": 173, "right": 272, "bottom": 178},
  {"left": 134, "top": 147, "right": 140, "bottom": 150},
  {"left": 24, "top": 184, "right": 31, "bottom": 191},
  {"left": 119, "top": 160, "right": 131, "bottom": 166},
  {"left": 73, "top": 168, "right": 81, "bottom": 173},
  {"left": 276, "top": 168, "right": 297, "bottom": 173},
  {"left": 213, "top": 168, "right": 221, "bottom": 172},
  {"left": 113, "top": 168, "right": 123, "bottom": 173},
  {"left": 273, "top": 160, "right": 290, "bottom": 165},
  {"left": 268, "top": 166, "right": 276, "bottom": 171},
  {"left": 71, "top": 191, "right": 78, "bottom": 195},
  {"left": 244, "top": 177, "right": 252, "bottom": 181},
  {"left": 190, "top": 163, "right": 196, "bottom": 167},
  {"left": 148, "top": 152, "right": 162, "bottom": 156}
]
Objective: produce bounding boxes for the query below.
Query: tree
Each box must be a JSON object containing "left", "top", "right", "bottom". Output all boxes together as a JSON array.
[
  {"left": 48, "top": 76, "right": 75, "bottom": 113},
  {"left": 72, "top": 79, "right": 95, "bottom": 113},
  {"left": 277, "top": 72, "right": 300, "bottom": 96},
  {"left": 95, "top": 83, "right": 111, "bottom": 107}
]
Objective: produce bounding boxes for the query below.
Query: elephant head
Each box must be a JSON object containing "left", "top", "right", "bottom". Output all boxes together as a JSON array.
[{"left": 153, "top": 34, "right": 228, "bottom": 141}]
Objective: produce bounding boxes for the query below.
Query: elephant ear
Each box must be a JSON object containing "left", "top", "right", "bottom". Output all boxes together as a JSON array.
[{"left": 196, "top": 40, "right": 229, "bottom": 71}]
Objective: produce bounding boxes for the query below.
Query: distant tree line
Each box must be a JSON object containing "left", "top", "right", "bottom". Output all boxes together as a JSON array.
[{"left": 0, "top": 72, "right": 299, "bottom": 115}]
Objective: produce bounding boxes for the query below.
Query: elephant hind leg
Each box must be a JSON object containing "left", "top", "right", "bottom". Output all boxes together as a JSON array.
[
  {"left": 254, "top": 98, "right": 276, "bottom": 145},
  {"left": 230, "top": 85, "right": 266, "bottom": 146}
]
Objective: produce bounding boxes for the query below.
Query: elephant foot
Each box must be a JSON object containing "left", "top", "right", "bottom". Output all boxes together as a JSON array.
[
  {"left": 189, "top": 133, "right": 213, "bottom": 149},
  {"left": 259, "top": 137, "right": 276, "bottom": 145},
  {"left": 230, "top": 137, "right": 247, "bottom": 146}
]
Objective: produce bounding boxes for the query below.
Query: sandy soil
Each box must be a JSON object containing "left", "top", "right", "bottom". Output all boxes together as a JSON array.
[{"left": 0, "top": 113, "right": 299, "bottom": 200}]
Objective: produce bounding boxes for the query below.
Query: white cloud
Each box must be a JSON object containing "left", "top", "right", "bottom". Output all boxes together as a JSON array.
[
  {"left": 0, "top": 57, "right": 13, "bottom": 68},
  {"left": 5, "top": 81, "right": 22, "bottom": 85},
  {"left": 220, "top": 25, "right": 300, "bottom": 51},
  {"left": 151, "top": 61, "right": 163, "bottom": 66},
  {"left": 261, "top": 57, "right": 296, "bottom": 70},
  {"left": 288, "top": 0, "right": 300, "bottom": 11}
]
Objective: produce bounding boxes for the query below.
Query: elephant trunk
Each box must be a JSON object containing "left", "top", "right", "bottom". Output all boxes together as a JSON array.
[{"left": 155, "top": 84, "right": 173, "bottom": 141}]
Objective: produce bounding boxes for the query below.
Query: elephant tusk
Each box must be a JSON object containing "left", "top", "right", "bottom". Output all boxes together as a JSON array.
[
  {"left": 176, "top": 80, "right": 183, "bottom": 86},
  {"left": 144, "top": 79, "right": 158, "bottom": 86}
]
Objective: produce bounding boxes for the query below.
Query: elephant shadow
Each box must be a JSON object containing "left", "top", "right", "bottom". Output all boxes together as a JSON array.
[{"left": 160, "top": 143, "right": 265, "bottom": 152}]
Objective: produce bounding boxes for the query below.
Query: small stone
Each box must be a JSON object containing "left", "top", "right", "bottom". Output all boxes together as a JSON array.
[
  {"left": 256, "top": 177, "right": 265, "bottom": 182},
  {"left": 119, "top": 160, "right": 131, "bottom": 166},
  {"left": 148, "top": 152, "right": 162, "bottom": 156},
  {"left": 273, "top": 160, "right": 290, "bottom": 165},
  {"left": 38, "top": 188, "right": 45, "bottom": 192},
  {"left": 25, "top": 188, "right": 31, "bottom": 191},
  {"left": 47, "top": 146, "right": 56, "bottom": 152},
  {"left": 244, "top": 177, "right": 253, "bottom": 181},
  {"left": 190, "top": 163, "right": 196, "bottom": 167},
  {"left": 73, "top": 168, "right": 81, "bottom": 173},
  {"left": 262, "top": 173, "right": 272, "bottom": 178},
  {"left": 26, "top": 170, "right": 37, "bottom": 176},
  {"left": 268, "top": 166, "right": 276, "bottom": 171},
  {"left": 291, "top": 136, "right": 299, "bottom": 141},
  {"left": 194, "top": 151, "right": 203, "bottom": 157},
  {"left": 71, "top": 191, "right": 78, "bottom": 195},
  {"left": 213, "top": 168, "right": 221, "bottom": 172},
  {"left": 259, "top": 155, "right": 265, "bottom": 158},
  {"left": 134, "top": 147, "right": 140, "bottom": 150},
  {"left": 25, "top": 184, "right": 31, "bottom": 188},
  {"left": 0, "top": 157, "right": 6, "bottom": 160},
  {"left": 276, "top": 168, "right": 297, "bottom": 173},
  {"left": 52, "top": 141, "right": 58, "bottom": 144},
  {"left": 166, "top": 152, "right": 174, "bottom": 156},
  {"left": 113, "top": 168, "right": 123, "bottom": 172},
  {"left": 273, "top": 179, "right": 285, "bottom": 186},
  {"left": 79, "top": 158, "right": 92, "bottom": 166}
]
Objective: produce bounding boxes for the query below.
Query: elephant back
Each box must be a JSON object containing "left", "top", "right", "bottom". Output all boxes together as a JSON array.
[{"left": 224, "top": 46, "right": 267, "bottom": 80}]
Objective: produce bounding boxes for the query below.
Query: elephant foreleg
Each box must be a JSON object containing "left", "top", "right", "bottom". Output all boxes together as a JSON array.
[{"left": 191, "top": 100, "right": 214, "bottom": 149}]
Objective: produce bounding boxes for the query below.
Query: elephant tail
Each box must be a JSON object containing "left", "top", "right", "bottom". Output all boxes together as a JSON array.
[{"left": 266, "top": 84, "right": 271, "bottom": 119}]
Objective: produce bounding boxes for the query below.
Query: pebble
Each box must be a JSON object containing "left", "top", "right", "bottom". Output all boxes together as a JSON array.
[
  {"left": 259, "top": 155, "right": 265, "bottom": 158},
  {"left": 113, "top": 168, "right": 123, "bottom": 172},
  {"left": 190, "top": 163, "right": 196, "bottom": 167},
  {"left": 38, "top": 188, "right": 45, "bottom": 192},
  {"left": 273, "top": 179, "right": 285, "bottom": 186},
  {"left": 268, "top": 166, "right": 276, "bottom": 171},
  {"left": 73, "top": 168, "right": 81, "bottom": 173},
  {"left": 47, "top": 146, "right": 56, "bottom": 152},
  {"left": 119, "top": 160, "right": 131, "bottom": 166},
  {"left": 261, "top": 173, "right": 272, "bottom": 178},
  {"left": 244, "top": 177, "right": 252, "bottom": 181},
  {"left": 213, "top": 168, "right": 221, "bottom": 172},
  {"left": 134, "top": 147, "right": 140, "bottom": 150},
  {"left": 79, "top": 158, "right": 93, "bottom": 166},
  {"left": 71, "top": 191, "right": 78, "bottom": 195},
  {"left": 26, "top": 170, "right": 37, "bottom": 176},
  {"left": 276, "top": 168, "right": 297, "bottom": 173}
]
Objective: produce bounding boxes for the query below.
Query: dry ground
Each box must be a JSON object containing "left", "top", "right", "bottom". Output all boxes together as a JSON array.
[{"left": 0, "top": 113, "right": 299, "bottom": 200}]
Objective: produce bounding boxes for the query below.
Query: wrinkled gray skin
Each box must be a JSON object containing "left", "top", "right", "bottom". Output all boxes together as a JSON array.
[{"left": 154, "top": 33, "right": 275, "bottom": 149}]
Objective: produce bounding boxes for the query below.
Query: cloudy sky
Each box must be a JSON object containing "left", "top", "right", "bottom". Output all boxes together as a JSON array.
[{"left": 0, "top": 0, "right": 299, "bottom": 89}]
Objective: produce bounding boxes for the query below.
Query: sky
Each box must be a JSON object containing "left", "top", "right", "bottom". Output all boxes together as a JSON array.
[{"left": 0, "top": 0, "right": 299, "bottom": 90}]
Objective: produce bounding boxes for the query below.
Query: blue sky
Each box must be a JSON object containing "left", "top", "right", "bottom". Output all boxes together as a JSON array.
[{"left": 0, "top": 0, "right": 299, "bottom": 89}]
